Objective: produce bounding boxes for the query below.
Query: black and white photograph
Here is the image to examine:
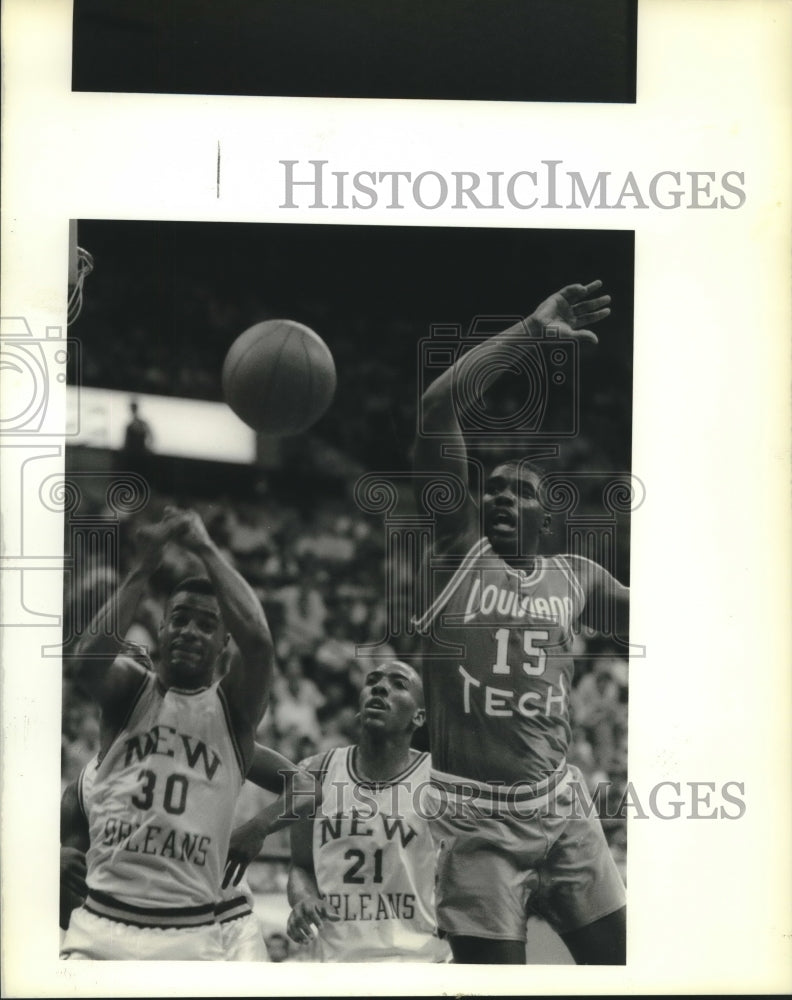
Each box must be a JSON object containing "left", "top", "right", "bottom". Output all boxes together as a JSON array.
[
  {"left": 1, "top": 0, "right": 790, "bottom": 996},
  {"left": 58, "top": 220, "right": 633, "bottom": 965}
]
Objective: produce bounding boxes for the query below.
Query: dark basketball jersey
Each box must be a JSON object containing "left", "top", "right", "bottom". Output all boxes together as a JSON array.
[{"left": 415, "top": 537, "right": 586, "bottom": 786}]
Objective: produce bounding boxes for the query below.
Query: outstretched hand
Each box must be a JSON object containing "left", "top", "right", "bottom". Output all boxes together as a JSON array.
[{"left": 530, "top": 280, "right": 611, "bottom": 344}]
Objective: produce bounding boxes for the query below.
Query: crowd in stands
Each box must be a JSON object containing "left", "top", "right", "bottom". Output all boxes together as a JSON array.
[{"left": 61, "top": 476, "right": 629, "bottom": 897}]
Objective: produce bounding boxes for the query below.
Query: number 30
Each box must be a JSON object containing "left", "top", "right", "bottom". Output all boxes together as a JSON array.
[{"left": 131, "top": 769, "right": 189, "bottom": 815}]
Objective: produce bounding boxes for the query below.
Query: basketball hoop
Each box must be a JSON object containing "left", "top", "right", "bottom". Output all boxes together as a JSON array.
[{"left": 67, "top": 245, "right": 94, "bottom": 326}]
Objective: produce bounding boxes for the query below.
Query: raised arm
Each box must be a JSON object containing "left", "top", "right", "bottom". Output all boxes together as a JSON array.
[
  {"left": 71, "top": 516, "right": 178, "bottom": 726},
  {"left": 413, "top": 281, "right": 611, "bottom": 546},
  {"left": 174, "top": 509, "right": 274, "bottom": 731}
]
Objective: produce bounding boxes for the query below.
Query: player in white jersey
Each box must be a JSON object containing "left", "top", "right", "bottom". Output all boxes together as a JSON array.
[
  {"left": 283, "top": 661, "right": 450, "bottom": 962},
  {"left": 61, "top": 740, "right": 315, "bottom": 960},
  {"left": 413, "top": 281, "right": 628, "bottom": 964},
  {"left": 61, "top": 506, "right": 274, "bottom": 960}
]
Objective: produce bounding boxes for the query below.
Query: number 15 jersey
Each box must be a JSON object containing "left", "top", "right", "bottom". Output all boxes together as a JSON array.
[{"left": 415, "top": 538, "right": 587, "bottom": 787}]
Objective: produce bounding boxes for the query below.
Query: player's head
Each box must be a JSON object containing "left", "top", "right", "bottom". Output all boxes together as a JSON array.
[
  {"left": 358, "top": 660, "right": 425, "bottom": 738},
  {"left": 482, "top": 459, "right": 550, "bottom": 557},
  {"left": 158, "top": 577, "right": 228, "bottom": 689}
]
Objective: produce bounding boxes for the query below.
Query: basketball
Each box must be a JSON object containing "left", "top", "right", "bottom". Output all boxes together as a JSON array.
[{"left": 221, "top": 319, "right": 336, "bottom": 435}]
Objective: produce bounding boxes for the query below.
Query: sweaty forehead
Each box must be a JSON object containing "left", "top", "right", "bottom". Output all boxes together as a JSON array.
[
  {"left": 368, "top": 660, "right": 421, "bottom": 686},
  {"left": 490, "top": 463, "right": 542, "bottom": 488},
  {"left": 167, "top": 592, "right": 221, "bottom": 618}
]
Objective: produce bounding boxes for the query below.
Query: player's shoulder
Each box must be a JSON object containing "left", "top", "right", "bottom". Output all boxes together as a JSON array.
[
  {"left": 432, "top": 524, "right": 486, "bottom": 560},
  {"left": 557, "top": 553, "right": 604, "bottom": 589}
]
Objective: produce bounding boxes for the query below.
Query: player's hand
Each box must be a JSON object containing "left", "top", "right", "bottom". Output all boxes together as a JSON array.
[
  {"left": 223, "top": 818, "right": 266, "bottom": 889},
  {"left": 286, "top": 896, "right": 340, "bottom": 944},
  {"left": 167, "top": 507, "right": 214, "bottom": 554},
  {"left": 529, "top": 280, "right": 611, "bottom": 344},
  {"left": 135, "top": 506, "right": 193, "bottom": 567},
  {"left": 60, "top": 846, "right": 87, "bottom": 897}
]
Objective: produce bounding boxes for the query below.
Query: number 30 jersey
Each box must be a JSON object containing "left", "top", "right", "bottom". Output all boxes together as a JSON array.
[
  {"left": 415, "top": 538, "right": 587, "bottom": 787},
  {"left": 84, "top": 669, "right": 245, "bottom": 914},
  {"left": 303, "top": 746, "right": 450, "bottom": 962}
]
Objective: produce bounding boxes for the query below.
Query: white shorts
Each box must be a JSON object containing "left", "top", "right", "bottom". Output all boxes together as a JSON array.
[
  {"left": 220, "top": 913, "right": 270, "bottom": 961},
  {"left": 60, "top": 906, "right": 226, "bottom": 961}
]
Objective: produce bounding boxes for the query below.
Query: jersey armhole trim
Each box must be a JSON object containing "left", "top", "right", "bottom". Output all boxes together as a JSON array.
[
  {"left": 217, "top": 683, "right": 247, "bottom": 781},
  {"left": 77, "top": 767, "right": 88, "bottom": 821},
  {"left": 412, "top": 536, "right": 490, "bottom": 633},
  {"left": 556, "top": 555, "right": 587, "bottom": 617}
]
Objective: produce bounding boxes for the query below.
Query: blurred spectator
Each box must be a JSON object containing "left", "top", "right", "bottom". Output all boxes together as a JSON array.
[
  {"left": 274, "top": 571, "right": 328, "bottom": 656},
  {"left": 118, "top": 399, "right": 154, "bottom": 483},
  {"left": 571, "top": 660, "right": 626, "bottom": 773},
  {"left": 271, "top": 653, "right": 324, "bottom": 758}
]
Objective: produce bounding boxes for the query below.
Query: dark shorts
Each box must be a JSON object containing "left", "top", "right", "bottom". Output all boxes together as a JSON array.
[{"left": 426, "top": 764, "right": 625, "bottom": 940}]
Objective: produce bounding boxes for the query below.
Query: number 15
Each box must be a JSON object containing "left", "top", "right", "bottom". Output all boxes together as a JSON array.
[{"left": 492, "top": 627, "right": 548, "bottom": 676}]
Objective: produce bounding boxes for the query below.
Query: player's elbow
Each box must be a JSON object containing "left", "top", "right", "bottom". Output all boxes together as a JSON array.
[{"left": 238, "top": 629, "right": 275, "bottom": 675}]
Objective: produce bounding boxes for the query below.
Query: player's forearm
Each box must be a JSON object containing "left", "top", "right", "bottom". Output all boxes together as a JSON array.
[
  {"left": 193, "top": 540, "right": 272, "bottom": 661},
  {"left": 247, "top": 743, "right": 300, "bottom": 793},
  {"left": 246, "top": 792, "right": 310, "bottom": 840},
  {"left": 72, "top": 563, "right": 150, "bottom": 675},
  {"left": 287, "top": 863, "right": 321, "bottom": 908},
  {"left": 421, "top": 313, "right": 542, "bottom": 428}
]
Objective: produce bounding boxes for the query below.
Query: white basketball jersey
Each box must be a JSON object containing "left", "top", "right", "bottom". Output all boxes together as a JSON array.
[
  {"left": 84, "top": 672, "right": 244, "bottom": 916},
  {"left": 307, "top": 746, "right": 449, "bottom": 962}
]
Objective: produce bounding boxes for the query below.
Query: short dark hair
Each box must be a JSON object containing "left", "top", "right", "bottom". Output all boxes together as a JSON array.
[
  {"left": 489, "top": 458, "right": 546, "bottom": 480},
  {"left": 167, "top": 576, "right": 216, "bottom": 603}
]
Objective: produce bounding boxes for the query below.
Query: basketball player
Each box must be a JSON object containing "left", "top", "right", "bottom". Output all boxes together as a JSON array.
[
  {"left": 60, "top": 741, "right": 316, "bottom": 960},
  {"left": 59, "top": 760, "right": 94, "bottom": 932},
  {"left": 61, "top": 506, "right": 274, "bottom": 960},
  {"left": 283, "top": 661, "right": 450, "bottom": 962},
  {"left": 412, "top": 280, "right": 628, "bottom": 964}
]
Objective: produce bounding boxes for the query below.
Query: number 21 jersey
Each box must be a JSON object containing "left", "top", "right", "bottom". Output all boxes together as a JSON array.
[{"left": 305, "top": 746, "right": 449, "bottom": 962}]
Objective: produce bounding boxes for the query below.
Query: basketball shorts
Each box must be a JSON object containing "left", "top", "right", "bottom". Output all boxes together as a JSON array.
[
  {"left": 220, "top": 912, "right": 270, "bottom": 961},
  {"left": 426, "top": 764, "right": 626, "bottom": 941},
  {"left": 60, "top": 905, "right": 226, "bottom": 961}
]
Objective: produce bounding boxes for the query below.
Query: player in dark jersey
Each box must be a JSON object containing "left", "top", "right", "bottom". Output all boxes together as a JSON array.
[{"left": 413, "top": 280, "right": 628, "bottom": 964}]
